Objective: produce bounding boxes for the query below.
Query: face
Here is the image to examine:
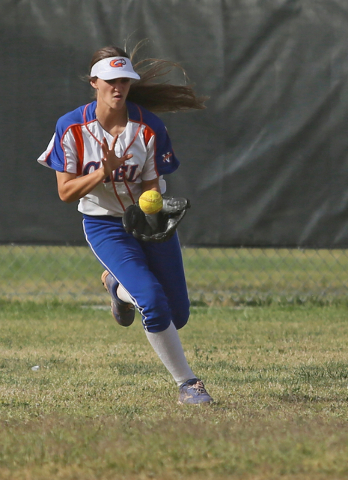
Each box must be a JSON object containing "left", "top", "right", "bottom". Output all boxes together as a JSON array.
[{"left": 90, "top": 77, "right": 131, "bottom": 111}]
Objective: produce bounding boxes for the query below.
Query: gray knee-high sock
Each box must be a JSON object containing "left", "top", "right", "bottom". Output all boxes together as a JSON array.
[{"left": 145, "top": 322, "right": 196, "bottom": 386}]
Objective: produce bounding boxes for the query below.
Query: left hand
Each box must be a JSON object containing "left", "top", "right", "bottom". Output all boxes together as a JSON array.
[{"left": 122, "top": 196, "right": 191, "bottom": 243}]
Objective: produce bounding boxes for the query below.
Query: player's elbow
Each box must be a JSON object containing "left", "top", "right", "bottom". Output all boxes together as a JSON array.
[
  {"left": 58, "top": 190, "right": 76, "bottom": 203},
  {"left": 56, "top": 172, "right": 79, "bottom": 203}
]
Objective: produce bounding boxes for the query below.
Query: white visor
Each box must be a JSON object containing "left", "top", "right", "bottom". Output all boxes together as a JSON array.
[{"left": 90, "top": 56, "right": 140, "bottom": 81}]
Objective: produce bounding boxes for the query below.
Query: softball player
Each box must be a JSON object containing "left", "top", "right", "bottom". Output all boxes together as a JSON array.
[{"left": 38, "top": 45, "right": 213, "bottom": 405}]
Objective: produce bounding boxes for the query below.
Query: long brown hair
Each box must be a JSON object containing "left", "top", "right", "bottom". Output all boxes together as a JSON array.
[{"left": 88, "top": 44, "right": 208, "bottom": 113}]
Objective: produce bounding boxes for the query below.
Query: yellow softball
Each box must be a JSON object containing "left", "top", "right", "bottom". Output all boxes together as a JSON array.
[{"left": 139, "top": 191, "right": 163, "bottom": 215}]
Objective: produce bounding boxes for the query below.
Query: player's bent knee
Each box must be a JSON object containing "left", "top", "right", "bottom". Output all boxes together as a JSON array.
[
  {"left": 140, "top": 298, "right": 172, "bottom": 333},
  {"left": 171, "top": 308, "right": 190, "bottom": 330},
  {"left": 138, "top": 286, "right": 189, "bottom": 332}
]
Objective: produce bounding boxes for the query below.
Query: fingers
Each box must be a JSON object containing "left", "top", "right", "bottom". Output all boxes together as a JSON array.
[
  {"left": 101, "top": 136, "right": 117, "bottom": 163},
  {"left": 102, "top": 135, "right": 119, "bottom": 155},
  {"left": 101, "top": 137, "right": 109, "bottom": 158},
  {"left": 101, "top": 136, "right": 117, "bottom": 155},
  {"left": 102, "top": 137, "right": 131, "bottom": 158},
  {"left": 114, "top": 153, "right": 133, "bottom": 164},
  {"left": 100, "top": 136, "right": 133, "bottom": 175},
  {"left": 110, "top": 134, "right": 119, "bottom": 150}
]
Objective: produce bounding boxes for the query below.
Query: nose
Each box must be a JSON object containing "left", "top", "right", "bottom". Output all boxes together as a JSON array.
[{"left": 114, "top": 82, "right": 124, "bottom": 92}]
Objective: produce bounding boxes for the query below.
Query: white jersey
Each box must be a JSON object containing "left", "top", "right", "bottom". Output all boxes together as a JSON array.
[{"left": 38, "top": 101, "right": 179, "bottom": 217}]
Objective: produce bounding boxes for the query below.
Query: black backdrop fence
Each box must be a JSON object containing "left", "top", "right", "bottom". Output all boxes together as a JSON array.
[{"left": 1, "top": 0, "right": 348, "bottom": 248}]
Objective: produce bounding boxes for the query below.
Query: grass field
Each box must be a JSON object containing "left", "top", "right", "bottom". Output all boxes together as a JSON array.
[
  {"left": 1, "top": 300, "right": 348, "bottom": 479},
  {"left": 2, "top": 245, "right": 348, "bottom": 305}
]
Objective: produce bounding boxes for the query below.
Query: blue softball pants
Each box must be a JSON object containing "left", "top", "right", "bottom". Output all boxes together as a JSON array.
[{"left": 82, "top": 215, "right": 190, "bottom": 333}]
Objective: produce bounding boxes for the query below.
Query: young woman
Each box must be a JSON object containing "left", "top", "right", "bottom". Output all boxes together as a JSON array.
[{"left": 38, "top": 45, "right": 213, "bottom": 405}]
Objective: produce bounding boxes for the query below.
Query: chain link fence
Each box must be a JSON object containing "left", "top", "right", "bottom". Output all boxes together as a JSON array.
[{"left": 1, "top": 245, "right": 348, "bottom": 306}]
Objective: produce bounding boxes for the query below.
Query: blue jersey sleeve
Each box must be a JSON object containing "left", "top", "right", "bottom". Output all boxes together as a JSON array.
[
  {"left": 46, "top": 123, "right": 67, "bottom": 172},
  {"left": 42, "top": 104, "right": 90, "bottom": 172},
  {"left": 127, "top": 101, "right": 180, "bottom": 176},
  {"left": 152, "top": 122, "right": 180, "bottom": 176}
]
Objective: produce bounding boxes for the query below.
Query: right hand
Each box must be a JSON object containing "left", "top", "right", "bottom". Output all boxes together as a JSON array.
[{"left": 101, "top": 135, "right": 133, "bottom": 178}]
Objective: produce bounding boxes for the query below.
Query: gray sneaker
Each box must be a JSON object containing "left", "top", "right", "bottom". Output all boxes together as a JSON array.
[
  {"left": 101, "top": 271, "right": 135, "bottom": 327},
  {"left": 178, "top": 379, "right": 213, "bottom": 405}
]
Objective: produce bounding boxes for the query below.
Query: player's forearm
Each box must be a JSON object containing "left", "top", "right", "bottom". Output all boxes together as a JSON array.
[{"left": 56, "top": 168, "right": 106, "bottom": 203}]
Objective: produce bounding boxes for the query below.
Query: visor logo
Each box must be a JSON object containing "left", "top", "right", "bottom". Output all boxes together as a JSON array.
[{"left": 110, "top": 58, "right": 127, "bottom": 68}]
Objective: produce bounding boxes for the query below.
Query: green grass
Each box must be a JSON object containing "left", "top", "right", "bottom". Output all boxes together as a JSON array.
[
  {"left": 1, "top": 300, "right": 348, "bottom": 479},
  {"left": 182, "top": 248, "right": 348, "bottom": 305},
  {"left": 1, "top": 246, "right": 348, "bottom": 304}
]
